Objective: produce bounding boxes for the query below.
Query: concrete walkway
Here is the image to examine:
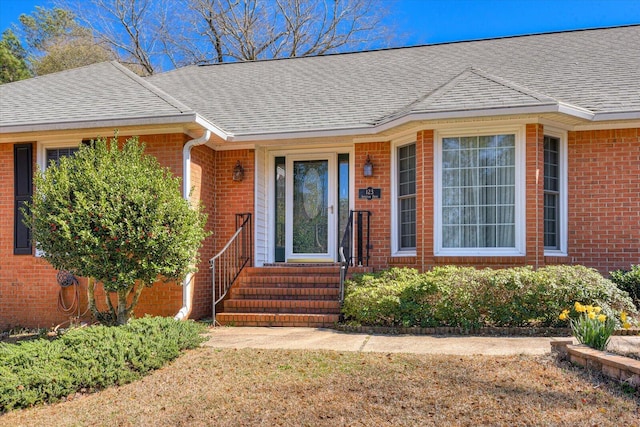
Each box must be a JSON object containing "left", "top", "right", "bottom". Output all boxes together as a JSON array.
[{"left": 202, "top": 327, "right": 638, "bottom": 356}]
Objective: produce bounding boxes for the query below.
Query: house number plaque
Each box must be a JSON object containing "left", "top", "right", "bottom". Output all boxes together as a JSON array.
[{"left": 358, "top": 187, "right": 381, "bottom": 200}]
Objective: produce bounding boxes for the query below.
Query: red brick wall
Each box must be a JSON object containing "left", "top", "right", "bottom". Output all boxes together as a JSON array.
[
  {"left": 1, "top": 141, "right": 78, "bottom": 329},
  {"left": 212, "top": 150, "right": 255, "bottom": 253},
  {"left": 354, "top": 142, "right": 393, "bottom": 269},
  {"left": 524, "top": 123, "right": 545, "bottom": 268},
  {"left": 566, "top": 128, "right": 640, "bottom": 274},
  {"left": 189, "top": 144, "right": 216, "bottom": 319},
  {"left": 418, "top": 130, "right": 434, "bottom": 270}
]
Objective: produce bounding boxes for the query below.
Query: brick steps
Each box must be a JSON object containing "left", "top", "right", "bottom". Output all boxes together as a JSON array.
[
  {"left": 230, "top": 286, "right": 339, "bottom": 300},
  {"left": 224, "top": 299, "right": 340, "bottom": 314},
  {"left": 215, "top": 313, "right": 340, "bottom": 328},
  {"left": 216, "top": 265, "right": 342, "bottom": 327}
]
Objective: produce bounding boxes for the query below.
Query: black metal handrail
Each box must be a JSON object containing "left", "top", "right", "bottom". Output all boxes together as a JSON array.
[
  {"left": 210, "top": 213, "right": 252, "bottom": 324},
  {"left": 339, "top": 210, "right": 371, "bottom": 303}
]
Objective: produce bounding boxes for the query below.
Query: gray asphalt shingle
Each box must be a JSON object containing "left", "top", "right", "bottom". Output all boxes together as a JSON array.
[
  {"left": 0, "top": 61, "right": 194, "bottom": 130},
  {"left": 147, "top": 25, "right": 640, "bottom": 135},
  {"left": 2, "top": 26, "right": 638, "bottom": 136}
]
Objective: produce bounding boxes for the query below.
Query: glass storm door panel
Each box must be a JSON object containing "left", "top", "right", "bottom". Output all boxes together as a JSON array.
[{"left": 286, "top": 156, "right": 336, "bottom": 261}]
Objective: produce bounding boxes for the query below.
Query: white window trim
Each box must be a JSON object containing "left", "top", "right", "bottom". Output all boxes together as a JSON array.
[
  {"left": 543, "top": 128, "right": 568, "bottom": 257},
  {"left": 434, "top": 125, "right": 526, "bottom": 257},
  {"left": 391, "top": 137, "right": 417, "bottom": 257}
]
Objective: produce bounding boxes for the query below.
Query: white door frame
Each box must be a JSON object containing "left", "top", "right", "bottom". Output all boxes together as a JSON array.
[
  {"left": 263, "top": 145, "right": 355, "bottom": 265},
  {"left": 285, "top": 153, "right": 337, "bottom": 262}
]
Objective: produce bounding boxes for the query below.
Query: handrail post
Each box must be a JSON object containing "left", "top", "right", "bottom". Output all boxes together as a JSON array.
[
  {"left": 356, "top": 210, "right": 363, "bottom": 267},
  {"left": 365, "top": 211, "right": 371, "bottom": 266}
]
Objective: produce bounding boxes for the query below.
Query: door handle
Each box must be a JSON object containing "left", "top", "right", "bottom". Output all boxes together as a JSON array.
[{"left": 328, "top": 205, "right": 334, "bottom": 214}]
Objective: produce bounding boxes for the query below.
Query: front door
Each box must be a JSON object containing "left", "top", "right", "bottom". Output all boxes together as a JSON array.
[{"left": 285, "top": 154, "right": 336, "bottom": 262}]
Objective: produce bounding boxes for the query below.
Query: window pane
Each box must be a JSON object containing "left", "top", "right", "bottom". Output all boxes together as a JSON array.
[
  {"left": 443, "top": 207, "right": 460, "bottom": 225},
  {"left": 398, "top": 143, "right": 416, "bottom": 250},
  {"left": 443, "top": 137, "right": 460, "bottom": 150},
  {"left": 544, "top": 136, "right": 561, "bottom": 249},
  {"left": 442, "top": 149, "right": 458, "bottom": 168},
  {"left": 441, "top": 133, "right": 516, "bottom": 249},
  {"left": 400, "top": 197, "right": 416, "bottom": 249},
  {"left": 443, "top": 187, "right": 460, "bottom": 206},
  {"left": 46, "top": 147, "right": 79, "bottom": 167}
]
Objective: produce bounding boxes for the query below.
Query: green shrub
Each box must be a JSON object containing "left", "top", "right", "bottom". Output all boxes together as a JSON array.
[
  {"left": 610, "top": 265, "right": 640, "bottom": 309},
  {"left": 342, "top": 265, "right": 636, "bottom": 329},
  {"left": 0, "top": 317, "right": 205, "bottom": 413},
  {"left": 342, "top": 268, "right": 423, "bottom": 326}
]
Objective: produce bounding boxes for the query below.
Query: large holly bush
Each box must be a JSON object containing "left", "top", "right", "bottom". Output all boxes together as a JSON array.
[{"left": 27, "top": 134, "right": 208, "bottom": 324}]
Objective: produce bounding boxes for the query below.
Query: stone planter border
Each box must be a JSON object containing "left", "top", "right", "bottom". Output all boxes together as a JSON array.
[{"left": 551, "top": 339, "right": 640, "bottom": 389}]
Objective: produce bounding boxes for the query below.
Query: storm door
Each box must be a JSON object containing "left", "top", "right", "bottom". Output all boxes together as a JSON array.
[{"left": 285, "top": 155, "right": 336, "bottom": 262}]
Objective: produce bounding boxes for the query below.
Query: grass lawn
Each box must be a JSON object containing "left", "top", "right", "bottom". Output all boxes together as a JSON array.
[{"left": 1, "top": 348, "right": 638, "bottom": 426}]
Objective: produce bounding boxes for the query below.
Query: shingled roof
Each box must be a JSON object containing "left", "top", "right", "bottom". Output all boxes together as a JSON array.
[
  {"left": 0, "top": 61, "right": 197, "bottom": 133},
  {"left": 2, "top": 25, "right": 639, "bottom": 138}
]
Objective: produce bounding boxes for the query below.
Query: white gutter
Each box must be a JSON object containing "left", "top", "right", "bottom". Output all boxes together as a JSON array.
[{"left": 175, "top": 129, "right": 212, "bottom": 320}]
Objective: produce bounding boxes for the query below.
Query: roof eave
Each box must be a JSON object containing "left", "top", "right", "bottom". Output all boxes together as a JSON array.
[
  {"left": 0, "top": 113, "right": 201, "bottom": 135},
  {"left": 592, "top": 110, "right": 640, "bottom": 121},
  {"left": 226, "top": 104, "right": 561, "bottom": 142}
]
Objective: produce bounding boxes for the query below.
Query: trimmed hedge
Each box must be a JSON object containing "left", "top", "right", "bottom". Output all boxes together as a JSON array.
[
  {"left": 0, "top": 316, "right": 206, "bottom": 412},
  {"left": 343, "top": 265, "right": 637, "bottom": 329}
]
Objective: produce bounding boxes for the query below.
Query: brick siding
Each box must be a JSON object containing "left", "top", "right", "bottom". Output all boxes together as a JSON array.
[
  {"left": 566, "top": 128, "right": 640, "bottom": 273},
  {"left": 1, "top": 125, "right": 638, "bottom": 329}
]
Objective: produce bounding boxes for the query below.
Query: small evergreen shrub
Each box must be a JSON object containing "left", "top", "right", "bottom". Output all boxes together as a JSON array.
[
  {"left": 0, "top": 317, "right": 205, "bottom": 412},
  {"left": 610, "top": 265, "right": 640, "bottom": 309},
  {"left": 342, "top": 265, "right": 636, "bottom": 329}
]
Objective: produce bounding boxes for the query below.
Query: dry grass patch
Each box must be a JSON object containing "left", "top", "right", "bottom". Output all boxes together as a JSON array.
[{"left": 1, "top": 348, "right": 638, "bottom": 426}]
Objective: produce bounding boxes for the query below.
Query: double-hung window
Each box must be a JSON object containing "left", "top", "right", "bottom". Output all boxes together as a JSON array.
[
  {"left": 397, "top": 143, "right": 416, "bottom": 251},
  {"left": 436, "top": 129, "right": 524, "bottom": 255},
  {"left": 543, "top": 133, "right": 566, "bottom": 254}
]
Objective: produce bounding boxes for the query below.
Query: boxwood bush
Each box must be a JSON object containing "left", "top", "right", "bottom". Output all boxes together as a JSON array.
[
  {"left": 343, "top": 265, "right": 636, "bottom": 329},
  {"left": 0, "top": 316, "right": 206, "bottom": 413}
]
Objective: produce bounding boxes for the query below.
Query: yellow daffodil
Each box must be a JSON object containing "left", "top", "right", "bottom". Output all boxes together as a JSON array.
[
  {"left": 594, "top": 307, "right": 602, "bottom": 314},
  {"left": 586, "top": 305, "right": 595, "bottom": 313},
  {"left": 574, "top": 302, "right": 586, "bottom": 313},
  {"left": 597, "top": 314, "right": 606, "bottom": 322},
  {"left": 559, "top": 309, "right": 570, "bottom": 320},
  {"left": 620, "top": 311, "right": 627, "bottom": 322},
  {"left": 623, "top": 321, "right": 631, "bottom": 330},
  {"left": 588, "top": 311, "right": 596, "bottom": 320}
]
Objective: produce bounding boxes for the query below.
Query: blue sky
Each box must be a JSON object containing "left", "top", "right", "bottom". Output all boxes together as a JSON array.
[{"left": 1, "top": 0, "right": 639, "bottom": 47}]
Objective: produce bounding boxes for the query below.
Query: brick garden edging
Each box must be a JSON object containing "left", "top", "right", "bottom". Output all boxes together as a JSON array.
[
  {"left": 334, "top": 324, "right": 639, "bottom": 337},
  {"left": 551, "top": 339, "right": 640, "bottom": 389}
]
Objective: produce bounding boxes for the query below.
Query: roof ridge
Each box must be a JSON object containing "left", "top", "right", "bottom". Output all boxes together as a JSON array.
[
  {"left": 182, "top": 24, "right": 640, "bottom": 69},
  {"left": 374, "top": 68, "right": 480, "bottom": 124},
  {"left": 375, "top": 67, "right": 562, "bottom": 125},
  {"left": 464, "top": 68, "right": 558, "bottom": 103},
  {"left": 109, "top": 61, "right": 195, "bottom": 114}
]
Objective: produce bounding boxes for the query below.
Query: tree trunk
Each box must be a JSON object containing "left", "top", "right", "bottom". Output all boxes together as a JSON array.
[
  {"left": 116, "top": 289, "right": 129, "bottom": 325},
  {"left": 87, "top": 277, "right": 99, "bottom": 319}
]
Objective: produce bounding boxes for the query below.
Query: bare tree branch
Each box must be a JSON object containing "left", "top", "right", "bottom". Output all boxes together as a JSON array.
[{"left": 61, "top": 0, "right": 398, "bottom": 71}]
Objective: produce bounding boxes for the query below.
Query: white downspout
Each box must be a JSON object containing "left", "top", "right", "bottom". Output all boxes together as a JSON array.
[{"left": 175, "top": 130, "right": 211, "bottom": 320}]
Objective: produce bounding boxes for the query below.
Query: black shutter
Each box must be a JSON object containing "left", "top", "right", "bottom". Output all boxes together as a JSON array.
[{"left": 14, "top": 144, "right": 33, "bottom": 255}]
